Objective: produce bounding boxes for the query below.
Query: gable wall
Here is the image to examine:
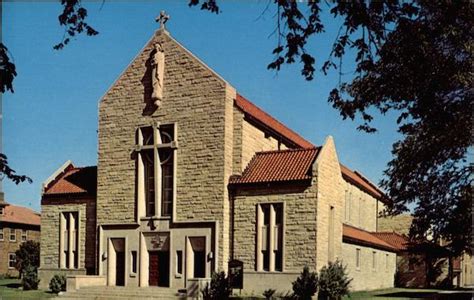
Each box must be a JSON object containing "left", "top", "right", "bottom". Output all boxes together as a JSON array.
[
  {"left": 314, "top": 136, "right": 344, "bottom": 270},
  {"left": 97, "top": 31, "right": 233, "bottom": 269},
  {"left": 232, "top": 109, "right": 291, "bottom": 175}
]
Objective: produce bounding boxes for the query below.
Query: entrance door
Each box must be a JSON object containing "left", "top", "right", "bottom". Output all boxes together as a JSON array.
[
  {"left": 115, "top": 251, "right": 125, "bottom": 286},
  {"left": 149, "top": 251, "right": 169, "bottom": 287}
]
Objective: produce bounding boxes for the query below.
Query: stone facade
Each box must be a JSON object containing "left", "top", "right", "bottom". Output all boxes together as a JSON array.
[
  {"left": 39, "top": 197, "right": 96, "bottom": 288},
  {"left": 342, "top": 242, "right": 397, "bottom": 291}
]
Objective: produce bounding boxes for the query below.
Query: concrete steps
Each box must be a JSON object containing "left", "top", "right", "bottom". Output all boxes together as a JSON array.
[{"left": 58, "top": 286, "right": 186, "bottom": 299}]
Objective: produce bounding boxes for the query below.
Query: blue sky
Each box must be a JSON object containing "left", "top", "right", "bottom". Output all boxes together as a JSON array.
[{"left": 2, "top": 1, "right": 400, "bottom": 212}]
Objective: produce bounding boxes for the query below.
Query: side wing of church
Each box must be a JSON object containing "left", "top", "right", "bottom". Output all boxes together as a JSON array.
[{"left": 39, "top": 27, "right": 398, "bottom": 294}]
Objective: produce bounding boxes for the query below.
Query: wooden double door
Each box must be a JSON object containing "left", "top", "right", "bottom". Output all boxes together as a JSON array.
[{"left": 149, "top": 251, "right": 170, "bottom": 287}]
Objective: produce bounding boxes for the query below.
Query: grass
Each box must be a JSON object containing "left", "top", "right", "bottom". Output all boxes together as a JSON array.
[
  {"left": 0, "top": 278, "right": 55, "bottom": 299},
  {"left": 344, "top": 287, "right": 474, "bottom": 300}
]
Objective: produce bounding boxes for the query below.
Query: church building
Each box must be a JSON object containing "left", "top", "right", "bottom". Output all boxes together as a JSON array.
[{"left": 39, "top": 21, "right": 399, "bottom": 295}]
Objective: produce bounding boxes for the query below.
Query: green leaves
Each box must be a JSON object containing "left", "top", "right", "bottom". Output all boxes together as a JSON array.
[
  {"left": 0, "top": 43, "right": 17, "bottom": 94},
  {"left": 54, "top": 0, "right": 98, "bottom": 50}
]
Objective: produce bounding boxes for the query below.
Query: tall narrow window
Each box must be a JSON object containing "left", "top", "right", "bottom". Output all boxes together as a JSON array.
[
  {"left": 0, "top": 227, "right": 4, "bottom": 241},
  {"left": 372, "top": 251, "right": 377, "bottom": 271},
  {"left": 21, "top": 229, "right": 27, "bottom": 242},
  {"left": 9, "top": 229, "right": 16, "bottom": 242},
  {"left": 344, "top": 190, "right": 351, "bottom": 222},
  {"left": 257, "top": 203, "right": 283, "bottom": 272},
  {"left": 61, "top": 212, "right": 79, "bottom": 269},
  {"left": 8, "top": 253, "right": 16, "bottom": 269},
  {"left": 356, "top": 248, "right": 361, "bottom": 269},
  {"left": 176, "top": 250, "right": 183, "bottom": 275},
  {"left": 137, "top": 124, "right": 176, "bottom": 218},
  {"left": 328, "top": 206, "right": 335, "bottom": 262},
  {"left": 131, "top": 251, "right": 137, "bottom": 274}
]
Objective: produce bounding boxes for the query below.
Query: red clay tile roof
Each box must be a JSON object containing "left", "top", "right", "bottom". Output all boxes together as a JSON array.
[
  {"left": 44, "top": 166, "right": 97, "bottom": 196},
  {"left": 372, "top": 232, "right": 409, "bottom": 251},
  {"left": 1, "top": 204, "right": 40, "bottom": 226},
  {"left": 343, "top": 224, "right": 397, "bottom": 252},
  {"left": 340, "top": 164, "right": 387, "bottom": 203},
  {"left": 235, "top": 94, "right": 315, "bottom": 149},
  {"left": 229, "top": 148, "right": 320, "bottom": 185},
  {"left": 234, "top": 94, "right": 387, "bottom": 200}
]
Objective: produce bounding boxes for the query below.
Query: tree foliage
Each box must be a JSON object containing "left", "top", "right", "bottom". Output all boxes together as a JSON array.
[
  {"left": 21, "top": 265, "right": 40, "bottom": 290},
  {"left": 318, "top": 260, "right": 351, "bottom": 300},
  {"left": 201, "top": 271, "right": 232, "bottom": 300},
  {"left": 292, "top": 266, "right": 318, "bottom": 300},
  {"left": 49, "top": 274, "right": 67, "bottom": 294},
  {"left": 15, "top": 240, "right": 40, "bottom": 276}
]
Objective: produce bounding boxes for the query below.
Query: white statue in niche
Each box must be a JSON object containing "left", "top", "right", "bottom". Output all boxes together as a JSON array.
[{"left": 151, "top": 42, "right": 164, "bottom": 107}]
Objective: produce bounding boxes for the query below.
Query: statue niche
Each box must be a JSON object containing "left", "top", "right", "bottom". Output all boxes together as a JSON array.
[{"left": 150, "top": 42, "right": 165, "bottom": 107}]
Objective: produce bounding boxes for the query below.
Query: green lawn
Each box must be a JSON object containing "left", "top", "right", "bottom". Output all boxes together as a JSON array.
[
  {"left": 0, "top": 279, "right": 55, "bottom": 299},
  {"left": 344, "top": 287, "right": 474, "bottom": 300}
]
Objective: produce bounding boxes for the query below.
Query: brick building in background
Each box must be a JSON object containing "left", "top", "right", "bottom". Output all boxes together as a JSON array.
[
  {"left": 0, "top": 197, "right": 41, "bottom": 276},
  {"left": 38, "top": 25, "right": 415, "bottom": 294}
]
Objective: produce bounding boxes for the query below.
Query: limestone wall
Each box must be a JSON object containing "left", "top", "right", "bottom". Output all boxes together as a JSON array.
[
  {"left": 342, "top": 242, "right": 396, "bottom": 291},
  {"left": 314, "top": 137, "right": 344, "bottom": 270},
  {"left": 232, "top": 108, "right": 290, "bottom": 175},
  {"left": 342, "top": 180, "right": 379, "bottom": 232},
  {"left": 97, "top": 30, "right": 233, "bottom": 270},
  {"left": 40, "top": 199, "right": 96, "bottom": 271},
  {"left": 39, "top": 198, "right": 95, "bottom": 288},
  {"left": 232, "top": 185, "right": 318, "bottom": 275}
]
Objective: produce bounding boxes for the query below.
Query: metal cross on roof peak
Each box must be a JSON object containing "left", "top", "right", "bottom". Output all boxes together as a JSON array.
[{"left": 156, "top": 11, "right": 170, "bottom": 30}]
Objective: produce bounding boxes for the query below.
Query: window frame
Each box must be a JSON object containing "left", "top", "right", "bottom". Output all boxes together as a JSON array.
[
  {"left": 0, "top": 227, "right": 3, "bottom": 241},
  {"left": 21, "top": 229, "right": 27, "bottom": 242},
  {"left": 131, "top": 251, "right": 137, "bottom": 275},
  {"left": 356, "top": 248, "right": 361, "bottom": 270},
  {"left": 60, "top": 211, "right": 79, "bottom": 269},
  {"left": 137, "top": 123, "right": 177, "bottom": 219},
  {"left": 256, "top": 202, "right": 284, "bottom": 273},
  {"left": 372, "top": 251, "right": 377, "bottom": 271},
  {"left": 9, "top": 228, "right": 16, "bottom": 242},
  {"left": 176, "top": 250, "right": 183, "bottom": 277},
  {"left": 8, "top": 253, "right": 16, "bottom": 269}
]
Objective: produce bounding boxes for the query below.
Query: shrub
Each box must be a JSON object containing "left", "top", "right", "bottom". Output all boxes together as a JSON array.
[
  {"left": 202, "top": 271, "right": 232, "bottom": 300},
  {"left": 21, "top": 265, "right": 40, "bottom": 290},
  {"left": 317, "top": 260, "right": 352, "bottom": 300},
  {"left": 263, "top": 288, "right": 276, "bottom": 300},
  {"left": 292, "top": 266, "right": 318, "bottom": 300},
  {"left": 49, "top": 274, "right": 67, "bottom": 294},
  {"left": 15, "top": 241, "right": 40, "bottom": 276}
]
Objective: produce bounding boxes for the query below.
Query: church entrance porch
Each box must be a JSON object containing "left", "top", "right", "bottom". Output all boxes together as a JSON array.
[{"left": 99, "top": 222, "right": 216, "bottom": 290}]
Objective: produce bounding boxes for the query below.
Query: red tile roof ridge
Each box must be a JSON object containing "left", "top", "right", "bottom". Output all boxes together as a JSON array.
[
  {"left": 254, "top": 147, "right": 320, "bottom": 155},
  {"left": 235, "top": 94, "right": 315, "bottom": 149},
  {"left": 372, "top": 231, "right": 409, "bottom": 251},
  {"left": 342, "top": 223, "right": 397, "bottom": 252}
]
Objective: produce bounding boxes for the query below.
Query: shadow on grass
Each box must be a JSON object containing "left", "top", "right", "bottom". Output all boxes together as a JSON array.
[{"left": 1, "top": 282, "right": 22, "bottom": 289}]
